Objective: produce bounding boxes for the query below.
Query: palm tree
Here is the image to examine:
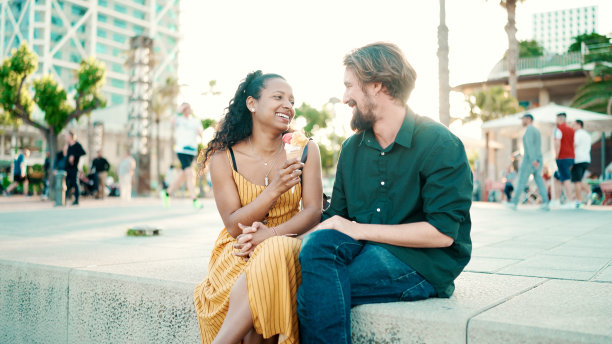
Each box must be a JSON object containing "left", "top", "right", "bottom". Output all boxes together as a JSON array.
[
  {"left": 438, "top": 0, "right": 451, "bottom": 127},
  {"left": 500, "top": 0, "right": 521, "bottom": 99}
]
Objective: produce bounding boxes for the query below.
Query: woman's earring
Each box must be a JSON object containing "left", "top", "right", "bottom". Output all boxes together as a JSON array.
[{"left": 251, "top": 108, "right": 255, "bottom": 112}]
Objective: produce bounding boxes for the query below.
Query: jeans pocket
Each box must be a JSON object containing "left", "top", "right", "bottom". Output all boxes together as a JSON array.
[{"left": 400, "top": 278, "right": 435, "bottom": 301}]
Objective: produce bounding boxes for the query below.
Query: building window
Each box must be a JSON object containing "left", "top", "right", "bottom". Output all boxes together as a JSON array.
[
  {"left": 114, "top": 19, "right": 127, "bottom": 29},
  {"left": 51, "top": 16, "right": 63, "bottom": 27},
  {"left": 134, "top": 0, "right": 146, "bottom": 5},
  {"left": 98, "top": 14, "right": 107, "bottom": 22},
  {"left": 113, "top": 33, "right": 126, "bottom": 44},
  {"left": 96, "top": 43, "right": 107, "bottom": 54},
  {"left": 97, "top": 28, "right": 107, "bottom": 38},
  {"left": 71, "top": 5, "right": 86, "bottom": 16},
  {"left": 98, "top": 0, "right": 108, "bottom": 7},
  {"left": 111, "top": 94, "right": 125, "bottom": 105},
  {"left": 112, "top": 63, "right": 123, "bottom": 73},
  {"left": 70, "top": 54, "right": 80, "bottom": 63},
  {"left": 133, "top": 25, "right": 144, "bottom": 34},
  {"left": 133, "top": 10, "right": 146, "bottom": 20},
  {"left": 114, "top": 4, "right": 127, "bottom": 14},
  {"left": 110, "top": 79, "right": 126, "bottom": 89}
]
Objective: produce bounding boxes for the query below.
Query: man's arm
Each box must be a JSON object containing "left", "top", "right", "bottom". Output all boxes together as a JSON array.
[
  {"left": 316, "top": 138, "right": 472, "bottom": 249},
  {"left": 554, "top": 128, "right": 562, "bottom": 157}
]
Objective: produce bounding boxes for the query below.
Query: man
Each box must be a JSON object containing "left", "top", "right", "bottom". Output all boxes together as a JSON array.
[
  {"left": 297, "top": 43, "right": 473, "bottom": 344},
  {"left": 551, "top": 112, "right": 575, "bottom": 209},
  {"left": 571, "top": 119, "right": 591, "bottom": 207},
  {"left": 4, "top": 148, "right": 30, "bottom": 196},
  {"left": 91, "top": 150, "right": 110, "bottom": 199},
  {"left": 65, "top": 131, "right": 86, "bottom": 205},
  {"left": 506, "top": 114, "right": 550, "bottom": 210},
  {"left": 160, "top": 102, "right": 204, "bottom": 208}
]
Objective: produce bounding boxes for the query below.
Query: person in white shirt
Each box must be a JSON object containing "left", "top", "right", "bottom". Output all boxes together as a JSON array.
[
  {"left": 160, "top": 103, "right": 204, "bottom": 208},
  {"left": 571, "top": 119, "right": 591, "bottom": 207},
  {"left": 118, "top": 150, "right": 136, "bottom": 201}
]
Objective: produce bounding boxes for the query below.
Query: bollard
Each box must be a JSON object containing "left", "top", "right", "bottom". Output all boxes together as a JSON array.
[{"left": 54, "top": 170, "right": 67, "bottom": 206}]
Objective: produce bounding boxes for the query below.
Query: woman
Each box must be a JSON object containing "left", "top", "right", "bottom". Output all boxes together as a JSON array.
[{"left": 194, "top": 71, "right": 323, "bottom": 344}]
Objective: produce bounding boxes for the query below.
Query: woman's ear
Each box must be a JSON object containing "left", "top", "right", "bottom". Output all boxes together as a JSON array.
[{"left": 246, "top": 96, "right": 256, "bottom": 113}]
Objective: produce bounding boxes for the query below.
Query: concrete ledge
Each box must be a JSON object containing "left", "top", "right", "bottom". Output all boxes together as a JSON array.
[
  {"left": 0, "top": 260, "right": 70, "bottom": 344},
  {"left": 350, "top": 272, "right": 545, "bottom": 344}
]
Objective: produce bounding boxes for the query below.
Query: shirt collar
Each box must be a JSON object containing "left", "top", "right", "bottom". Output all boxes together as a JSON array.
[{"left": 358, "top": 107, "right": 415, "bottom": 150}]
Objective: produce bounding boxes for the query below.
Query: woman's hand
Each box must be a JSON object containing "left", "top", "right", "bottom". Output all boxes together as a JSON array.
[
  {"left": 233, "top": 222, "right": 274, "bottom": 261},
  {"left": 268, "top": 159, "right": 303, "bottom": 197}
]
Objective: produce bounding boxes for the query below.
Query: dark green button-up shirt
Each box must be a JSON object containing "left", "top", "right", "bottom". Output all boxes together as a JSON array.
[{"left": 323, "top": 109, "right": 473, "bottom": 297}]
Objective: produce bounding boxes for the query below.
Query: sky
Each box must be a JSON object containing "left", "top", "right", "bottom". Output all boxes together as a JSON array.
[{"left": 176, "top": 0, "right": 612, "bottom": 137}]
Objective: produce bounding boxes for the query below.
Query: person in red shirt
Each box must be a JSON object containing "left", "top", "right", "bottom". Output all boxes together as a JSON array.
[{"left": 551, "top": 112, "right": 575, "bottom": 209}]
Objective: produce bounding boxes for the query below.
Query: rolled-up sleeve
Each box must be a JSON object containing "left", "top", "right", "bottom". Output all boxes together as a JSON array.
[{"left": 420, "top": 138, "right": 473, "bottom": 239}]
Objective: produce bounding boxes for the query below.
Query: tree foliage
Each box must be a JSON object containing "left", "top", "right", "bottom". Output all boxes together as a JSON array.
[
  {"left": 568, "top": 32, "right": 611, "bottom": 53},
  {"left": 518, "top": 40, "right": 543, "bottom": 58},
  {"left": 0, "top": 42, "right": 107, "bottom": 166},
  {"left": 570, "top": 43, "right": 612, "bottom": 115},
  {"left": 466, "top": 86, "right": 522, "bottom": 122},
  {"left": 294, "top": 103, "right": 331, "bottom": 137}
]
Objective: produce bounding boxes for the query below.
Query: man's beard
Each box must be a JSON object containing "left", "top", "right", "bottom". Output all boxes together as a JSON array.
[{"left": 349, "top": 99, "right": 376, "bottom": 133}]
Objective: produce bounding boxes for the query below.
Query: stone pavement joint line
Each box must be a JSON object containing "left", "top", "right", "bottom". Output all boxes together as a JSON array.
[{"left": 463, "top": 277, "right": 549, "bottom": 344}]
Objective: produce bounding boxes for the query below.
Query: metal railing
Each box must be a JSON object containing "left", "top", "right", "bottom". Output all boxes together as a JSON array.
[{"left": 488, "top": 51, "right": 585, "bottom": 80}]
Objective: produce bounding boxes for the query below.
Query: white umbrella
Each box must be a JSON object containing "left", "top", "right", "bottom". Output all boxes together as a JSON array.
[{"left": 482, "top": 103, "right": 612, "bottom": 134}]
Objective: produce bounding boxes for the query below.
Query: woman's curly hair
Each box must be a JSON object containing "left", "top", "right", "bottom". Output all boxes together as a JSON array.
[{"left": 198, "top": 70, "right": 285, "bottom": 172}]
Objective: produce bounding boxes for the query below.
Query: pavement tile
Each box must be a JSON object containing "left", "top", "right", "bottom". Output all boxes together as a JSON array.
[
  {"left": 496, "top": 266, "right": 597, "bottom": 280},
  {"left": 502, "top": 254, "right": 610, "bottom": 271},
  {"left": 464, "top": 257, "right": 520, "bottom": 273},
  {"left": 592, "top": 266, "right": 612, "bottom": 283},
  {"left": 468, "top": 279, "right": 612, "bottom": 343}
]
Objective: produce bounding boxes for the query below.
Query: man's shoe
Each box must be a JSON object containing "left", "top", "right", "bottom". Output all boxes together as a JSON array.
[
  {"left": 193, "top": 199, "right": 203, "bottom": 209},
  {"left": 505, "top": 202, "right": 517, "bottom": 210},
  {"left": 72, "top": 201, "right": 79, "bottom": 206},
  {"left": 560, "top": 202, "right": 576, "bottom": 210},
  {"left": 160, "top": 190, "right": 169, "bottom": 208},
  {"left": 539, "top": 203, "right": 550, "bottom": 211},
  {"left": 549, "top": 200, "right": 561, "bottom": 209}
]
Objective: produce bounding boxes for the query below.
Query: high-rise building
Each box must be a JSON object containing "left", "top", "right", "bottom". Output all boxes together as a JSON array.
[
  {"left": 532, "top": 6, "right": 598, "bottom": 55},
  {"left": 0, "top": 0, "right": 180, "bottom": 107}
]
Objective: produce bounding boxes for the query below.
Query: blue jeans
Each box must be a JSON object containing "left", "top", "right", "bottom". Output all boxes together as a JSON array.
[{"left": 297, "top": 229, "right": 435, "bottom": 344}]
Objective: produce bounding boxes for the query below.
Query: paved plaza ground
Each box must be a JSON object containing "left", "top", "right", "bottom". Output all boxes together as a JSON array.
[{"left": 0, "top": 196, "right": 611, "bottom": 343}]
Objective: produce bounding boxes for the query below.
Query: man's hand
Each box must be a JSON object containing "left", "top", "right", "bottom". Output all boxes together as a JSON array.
[
  {"left": 68, "top": 155, "right": 74, "bottom": 165},
  {"left": 532, "top": 161, "right": 540, "bottom": 169},
  {"left": 313, "top": 215, "right": 364, "bottom": 240}
]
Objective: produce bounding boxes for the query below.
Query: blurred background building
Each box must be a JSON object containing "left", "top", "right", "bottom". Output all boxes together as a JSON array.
[{"left": 0, "top": 0, "right": 180, "bottom": 183}]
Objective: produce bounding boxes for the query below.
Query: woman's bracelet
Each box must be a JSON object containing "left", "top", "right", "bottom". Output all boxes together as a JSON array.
[{"left": 270, "top": 226, "right": 279, "bottom": 236}]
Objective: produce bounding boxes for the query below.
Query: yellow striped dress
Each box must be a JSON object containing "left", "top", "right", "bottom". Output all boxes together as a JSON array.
[{"left": 194, "top": 150, "right": 302, "bottom": 343}]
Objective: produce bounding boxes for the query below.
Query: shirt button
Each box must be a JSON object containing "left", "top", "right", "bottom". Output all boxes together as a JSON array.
[
  {"left": 381, "top": 181, "right": 385, "bottom": 186},
  {"left": 381, "top": 152, "right": 385, "bottom": 156},
  {"left": 376, "top": 208, "right": 381, "bottom": 212}
]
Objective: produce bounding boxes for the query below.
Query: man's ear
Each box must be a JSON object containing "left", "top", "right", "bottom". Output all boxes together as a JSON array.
[{"left": 370, "top": 82, "right": 384, "bottom": 96}]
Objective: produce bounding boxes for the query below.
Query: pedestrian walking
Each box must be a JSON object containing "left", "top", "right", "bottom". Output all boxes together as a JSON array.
[
  {"left": 160, "top": 102, "right": 204, "bottom": 208},
  {"left": 551, "top": 112, "right": 575, "bottom": 209},
  {"left": 3, "top": 148, "right": 30, "bottom": 196},
  {"left": 65, "top": 131, "right": 86, "bottom": 205},
  {"left": 571, "top": 119, "right": 591, "bottom": 207},
  {"left": 506, "top": 114, "right": 550, "bottom": 210}
]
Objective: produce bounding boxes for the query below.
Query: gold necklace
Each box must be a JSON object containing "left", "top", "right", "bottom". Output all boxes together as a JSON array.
[{"left": 249, "top": 136, "right": 283, "bottom": 186}]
